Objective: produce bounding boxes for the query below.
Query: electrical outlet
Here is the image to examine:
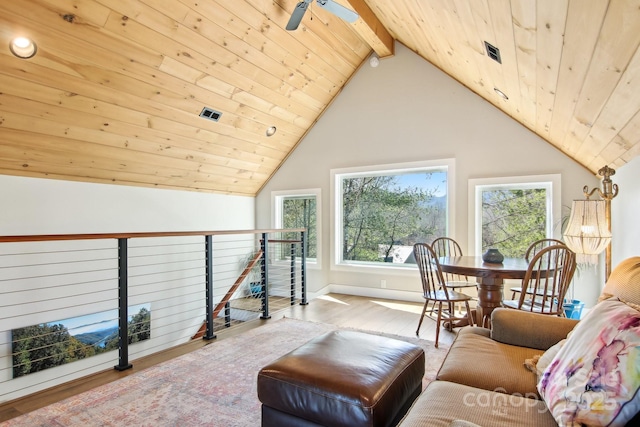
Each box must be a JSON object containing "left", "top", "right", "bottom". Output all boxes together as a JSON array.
[{"left": 380, "top": 279, "right": 386, "bottom": 288}]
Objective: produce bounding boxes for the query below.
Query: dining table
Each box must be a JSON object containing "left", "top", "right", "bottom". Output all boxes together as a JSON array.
[{"left": 438, "top": 256, "right": 531, "bottom": 328}]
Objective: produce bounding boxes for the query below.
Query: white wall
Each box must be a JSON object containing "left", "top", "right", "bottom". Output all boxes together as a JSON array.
[
  {"left": 256, "top": 43, "right": 603, "bottom": 306},
  {"left": 0, "top": 175, "right": 255, "bottom": 402},
  {"left": 612, "top": 156, "right": 640, "bottom": 268},
  {"left": 0, "top": 175, "right": 255, "bottom": 235}
]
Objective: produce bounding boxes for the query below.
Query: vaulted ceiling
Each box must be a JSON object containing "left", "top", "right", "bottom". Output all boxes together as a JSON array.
[{"left": 1, "top": 0, "right": 639, "bottom": 196}]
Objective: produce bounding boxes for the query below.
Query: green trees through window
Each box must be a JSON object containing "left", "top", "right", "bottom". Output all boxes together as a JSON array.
[
  {"left": 481, "top": 188, "right": 547, "bottom": 257},
  {"left": 281, "top": 195, "right": 317, "bottom": 259},
  {"left": 340, "top": 170, "right": 447, "bottom": 264}
]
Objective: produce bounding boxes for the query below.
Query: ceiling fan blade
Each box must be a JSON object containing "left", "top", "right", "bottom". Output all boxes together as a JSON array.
[
  {"left": 316, "top": 0, "right": 359, "bottom": 23},
  {"left": 286, "top": 1, "right": 311, "bottom": 31}
]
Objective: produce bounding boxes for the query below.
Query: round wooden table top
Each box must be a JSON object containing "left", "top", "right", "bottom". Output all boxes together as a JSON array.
[{"left": 438, "top": 256, "right": 530, "bottom": 280}]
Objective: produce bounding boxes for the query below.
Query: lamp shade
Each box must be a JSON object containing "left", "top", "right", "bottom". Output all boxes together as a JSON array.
[{"left": 563, "top": 199, "right": 611, "bottom": 265}]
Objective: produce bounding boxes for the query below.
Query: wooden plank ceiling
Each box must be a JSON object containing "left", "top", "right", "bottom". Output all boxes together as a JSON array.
[{"left": 0, "top": 0, "right": 639, "bottom": 196}]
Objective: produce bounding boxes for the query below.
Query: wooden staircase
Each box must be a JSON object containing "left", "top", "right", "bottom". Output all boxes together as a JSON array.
[{"left": 191, "top": 250, "right": 263, "bottom": 339}]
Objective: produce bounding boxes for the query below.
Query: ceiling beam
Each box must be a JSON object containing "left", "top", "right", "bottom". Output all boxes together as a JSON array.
[{"left": 346, "top": 0, "right": 394, "bottom": 58}]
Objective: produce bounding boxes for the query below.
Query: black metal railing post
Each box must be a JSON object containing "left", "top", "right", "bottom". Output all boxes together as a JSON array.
[
  {"left": 290, "top": 243, "right": 296, "bottom": 304},
  {"left": 224, "top": 302, "right": 231, "bottom": 327},
  {"left": 300, "top": 231, "right": 308, "bottom": 305},
  {"left": 114, "top": 238, "right": 133, "bottom": 371},
  {"left": 203, "top": 235, "right": 216, "bottom": 340},
  {"left": 260, "top": 233, "right": 270, "bottom": 319}
]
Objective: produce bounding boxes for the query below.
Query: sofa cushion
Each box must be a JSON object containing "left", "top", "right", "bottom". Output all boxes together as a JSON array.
[
  {"left": 437, "top": 328, "right": 541, "bottom": 398},
  {"left": 598, "top": 257, "right": 640, "bottom": 305},
  {"left": 449, "top": 421, "right": 482, "bottom": 427},
  {"left": 397, "top": 381, "right": 557, "bottom": 427},
  {"left": 490, "top": 308, "right": 578, "bottom": 350},
  {"left": 538, "top": 298, "right": 640, "bottom": 426}
]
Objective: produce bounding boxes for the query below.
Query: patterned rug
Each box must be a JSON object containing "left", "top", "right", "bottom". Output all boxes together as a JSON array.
[{"left": 1, "top": 318, "right": 449, "bottom": 427}]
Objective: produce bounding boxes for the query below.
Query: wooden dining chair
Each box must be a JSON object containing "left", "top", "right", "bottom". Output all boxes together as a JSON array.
[
  {"left": 413, "top": 243, "right": 474, "bottom": 347},
  {"left": 510, "top": 238, "right": 565, "bottom": 299},
  {"left": 431, "top": 237, "right": 478, "bottom": 292},
  {"left": 502, "top": 244, "right": 577, "bottom": 316},
  {"left": 432, "top": 237, "right": 478, "bottom": 318}
]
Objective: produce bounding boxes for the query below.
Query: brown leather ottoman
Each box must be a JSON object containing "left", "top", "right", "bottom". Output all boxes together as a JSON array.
[{"left": 257, "top": 330, "right": 425, "bottom": 427}]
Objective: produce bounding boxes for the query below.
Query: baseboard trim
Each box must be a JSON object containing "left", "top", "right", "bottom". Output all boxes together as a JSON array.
[{"left": 308, "top": 284, "right": 423, "bottom": 303}]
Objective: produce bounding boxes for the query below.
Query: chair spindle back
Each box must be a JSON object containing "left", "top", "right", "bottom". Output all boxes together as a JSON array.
[
  {"left": 431, "top": 237, "right": 473, "bottom": 285},
  {"left": 525, "top": 238, "right": 565, "bottom": 262},
  {"left": 414, "top": 243, "right": 449, "bottom": 298},
  {"left": 518, "top": 244, "right": 577, "bottom": 315}
]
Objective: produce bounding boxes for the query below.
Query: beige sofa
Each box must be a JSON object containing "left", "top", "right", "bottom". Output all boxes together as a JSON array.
[{"left": 399, "top": 257, "right": 640, "bottom": 427}]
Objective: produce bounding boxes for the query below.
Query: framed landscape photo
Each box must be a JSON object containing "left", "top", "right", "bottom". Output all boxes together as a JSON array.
[{"left": 12, "top": 303, "right": 150, "bottom": 378}]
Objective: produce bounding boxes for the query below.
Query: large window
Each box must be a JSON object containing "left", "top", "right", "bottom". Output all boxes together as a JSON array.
[
  {"left": 469, "top": 175, "right": 561, "bottom": 257},
  {"left": 332, "top": 160, "right": 454, "bottom": 267},
  {"left": 273, "top": 189, "right": 320, "bottom": 265}
]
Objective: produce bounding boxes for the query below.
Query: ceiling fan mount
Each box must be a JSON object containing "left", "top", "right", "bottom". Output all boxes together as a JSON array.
[{"left": 286, "top": 0, "right": 359, "bottom": 31}]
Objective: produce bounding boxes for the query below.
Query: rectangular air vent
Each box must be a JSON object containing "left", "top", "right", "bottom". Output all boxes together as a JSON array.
[
  {"left": 484, "top": 41, "right": 501, "bottom": 64},
  {"left": 199, "top": 107, "right": 222, "bottom": 122}
]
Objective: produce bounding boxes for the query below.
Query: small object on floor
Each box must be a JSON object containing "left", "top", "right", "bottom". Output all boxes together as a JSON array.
[{"left": 257, "top": 329, "right": 425, "bottom": 427}]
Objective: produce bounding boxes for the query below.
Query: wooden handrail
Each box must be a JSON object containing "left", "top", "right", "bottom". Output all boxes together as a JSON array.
[{"left": 0, "top": 228, "right": 306, "bottom": 243}]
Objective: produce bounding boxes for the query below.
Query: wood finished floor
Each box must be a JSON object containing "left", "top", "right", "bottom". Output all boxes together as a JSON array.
[{"left": 0, "top": 293, "right": 456, "bottom": 422}]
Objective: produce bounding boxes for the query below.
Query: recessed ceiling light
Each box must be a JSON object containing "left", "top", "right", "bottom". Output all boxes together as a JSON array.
[
  {"left": 494, "top": 87, "right": 509, "bottom": 100},
  {"left": 10, "top": 37, "right": 37, "bottom": 59},
  {"left": 266, "top": 126, "right": 277, "bottom": 137}
]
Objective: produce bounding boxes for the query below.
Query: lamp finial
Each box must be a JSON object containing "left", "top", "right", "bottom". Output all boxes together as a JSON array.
[{"left": 583, "top": 165, "right": 618, "bottom": 201}]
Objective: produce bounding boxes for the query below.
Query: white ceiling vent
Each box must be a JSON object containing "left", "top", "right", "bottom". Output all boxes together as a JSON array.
[
  {"left": 484, "top": 41, "right": 501, "bottom": 64},
  {"left": 199, "top": 107, "right": 222, "bottom": 122}
]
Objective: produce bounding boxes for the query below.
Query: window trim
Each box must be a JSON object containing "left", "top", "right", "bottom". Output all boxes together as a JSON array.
[
  {"left": 467, "top": 174, "right": 561, "bottom": 256},
  {"left": 272, "top": 188, "right": 321, "bottom": 269},
  {"left": 330, "top": 158, "right": 455, "bottom": 272}
]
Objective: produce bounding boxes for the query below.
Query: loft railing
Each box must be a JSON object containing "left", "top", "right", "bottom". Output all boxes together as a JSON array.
[{"left": 0, "top": 229, "right": 307, "bottom": 403}]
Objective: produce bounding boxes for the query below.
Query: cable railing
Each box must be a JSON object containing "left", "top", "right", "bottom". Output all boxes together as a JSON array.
[{"left": 0, "top": 229, "right": 307, "bottom": 403}]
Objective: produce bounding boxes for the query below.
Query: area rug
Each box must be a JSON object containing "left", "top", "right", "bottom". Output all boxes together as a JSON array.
[{"left": 1, "top": 318, "right": 449, "bottom": 427}]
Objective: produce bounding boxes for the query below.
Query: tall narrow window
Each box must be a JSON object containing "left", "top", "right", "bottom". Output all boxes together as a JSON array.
[
  {"left": 273, "top": 190, "right": 320, "bottom": 265},
  {"left": 333, "top": 160, "right": 454, "bottom": 267},
  {"left": 469, "top": 175, "right": 560, "bottom": 258}
]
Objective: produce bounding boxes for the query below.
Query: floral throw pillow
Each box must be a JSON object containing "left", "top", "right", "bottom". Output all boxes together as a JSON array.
[
  {"left": 536, "top": 338, "right": 567, "bottom": 378},
  {"left": 538, "top": 297, "right": 640, "bottom": 426}
]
